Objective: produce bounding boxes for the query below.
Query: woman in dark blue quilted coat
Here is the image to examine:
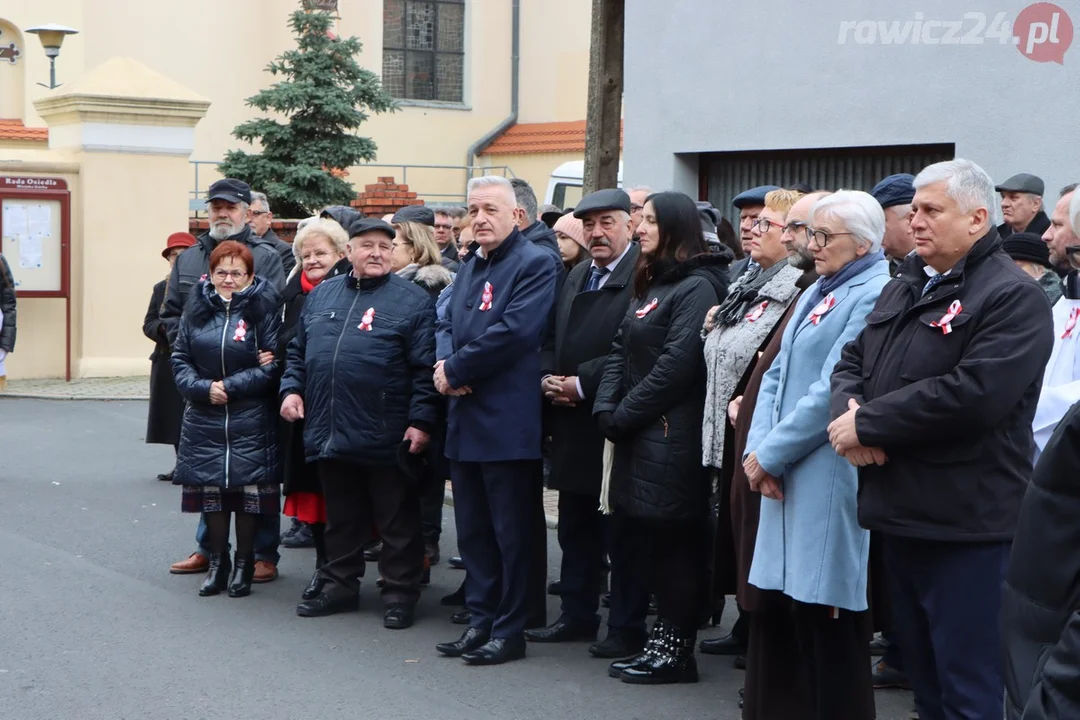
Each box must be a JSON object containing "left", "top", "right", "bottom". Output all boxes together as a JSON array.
[{"left": 172, "top": 240, "right": 282, "bottom": 599}]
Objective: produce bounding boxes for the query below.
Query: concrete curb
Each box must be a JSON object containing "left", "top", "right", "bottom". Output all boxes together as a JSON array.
[
  {"left": 444, "top": 487, "right": 558, "bottom": 530},
  {"left": 0, "top": 393, "right": 149, "bottom": 401}
]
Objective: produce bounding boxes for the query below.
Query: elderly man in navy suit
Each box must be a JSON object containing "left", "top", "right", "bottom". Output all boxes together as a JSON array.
[{"left": 434, "top": 176, "right": 558, "bottom": 665}]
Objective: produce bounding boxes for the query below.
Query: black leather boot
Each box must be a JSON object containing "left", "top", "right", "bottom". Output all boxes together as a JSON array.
[
  {"left": 607, "top": 620, "right": 664, "bottom": 678},
  {"left": 228, "top": 554, "right": 255, "bottom": 598},
  {"left": 619, "top": 621, "right": 699, "bottom": 685},
  {"left": 198, "top": 553, "right": 231, "bottom": 597}
]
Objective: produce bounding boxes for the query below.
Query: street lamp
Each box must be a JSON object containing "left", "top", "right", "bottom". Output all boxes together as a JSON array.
[{"left": 26, "top": 24, "right": 79, "bottom": 89}]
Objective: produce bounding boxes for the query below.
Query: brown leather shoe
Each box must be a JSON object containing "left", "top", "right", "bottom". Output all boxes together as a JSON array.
[
  {"left": 170, "top": 552, "right": 209, "bottom": 575},
  {"left": 253, "top": 560, "right": 278, "bottom": 584}
]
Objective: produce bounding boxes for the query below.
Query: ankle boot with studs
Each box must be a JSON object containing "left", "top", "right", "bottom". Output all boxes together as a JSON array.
[
  {"left": 608, "top": 619, "right": 666, "bottom": 679},
  {"left": 619, "top": 621, "right": 699, "bottom": 685}
]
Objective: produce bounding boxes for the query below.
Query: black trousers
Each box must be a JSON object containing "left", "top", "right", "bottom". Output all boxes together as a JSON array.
[
  {"left": 607, "top": 511, "right": 652, "bottom": 636},
  {"left": 789, "top": 600, "right": 875, "bottom": 720},
  {"left": 318, "top": 459, "right": 424, "bottom": 604},
  {"left": 419, "top": 473, "right": 445, "bottom": 545},
  {"left": 451, "top": 459, "right": 536, "bottom": 638},
  {"left": 557, "top": 491, "right": 609, "bottom": 624},
  {"left": 883, "top": 535, "right": 1009, "bottom": 720}
]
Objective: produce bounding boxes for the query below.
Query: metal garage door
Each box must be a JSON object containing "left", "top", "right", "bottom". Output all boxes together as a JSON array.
[{"left": 701, "top": 143, "right": 955, "bottom": 224}]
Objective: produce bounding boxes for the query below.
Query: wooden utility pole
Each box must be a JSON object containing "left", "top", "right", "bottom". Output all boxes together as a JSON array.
[{"left": 582, "top": 0, "right": 624, "bottom": 195}]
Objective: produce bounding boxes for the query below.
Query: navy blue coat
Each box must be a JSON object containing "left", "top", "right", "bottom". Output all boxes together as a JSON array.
[
  {"left": 443, "top": 229, "right": 558, "bottom": 462},
  {"left": 171, "top": 277, "right": 282, "bottom": 489},
  {"left": 280, "top": 270, "right": 438, "bottom": 467}
]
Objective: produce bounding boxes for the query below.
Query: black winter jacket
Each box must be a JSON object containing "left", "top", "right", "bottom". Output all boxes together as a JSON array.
[
  {"left": 162, "top": 226, "right": 286, "bottom": 344},
  {"left": 831, "top": 229, "right": 1054, "bottom": 541},
  {"left": 171, "top": 277, "right": 282, "bottom": 489},
  {"left": 0, "top": 253, "right": 16, "bottom": 353},
  {"left": 594, "top": 252, "right": 731, "bottom": 520},
  {"left": 279, "top": 271, "right": 438, "bottom": 467},
  {"left": 260, "top": 228, "right": 296, "bottom": 276},
  {"left": 1004, "top": 402, "right": 1080, "bottom": 719}
]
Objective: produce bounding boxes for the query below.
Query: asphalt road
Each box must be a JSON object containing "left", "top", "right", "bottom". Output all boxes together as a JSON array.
[{"left": 0, "top": 398, "right": 914, "bottom": 719}]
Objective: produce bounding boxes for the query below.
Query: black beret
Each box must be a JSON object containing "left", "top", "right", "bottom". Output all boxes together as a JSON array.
[
  {"left": 870, "top": 173, "right": 916, "bottom": 209},
  {"left": 1002, "top": 231, "right": 1052, "bottom": 269},
  {"left": 392, "top": 204, "right": 435, "bottom": 226},
  {"left": 206, "top": 178, "right": 252, "bottom": 205},
  {"left": 731, "top": 185, "right": 780, "bottom": 209},
  {"left": 573, "top": 189, "right": 631, "bottom": 219},
  {"left": 995, "top": 173, "right": 1045, "bottom": 196},
  {"left": 348, "top": 217, "right": 396, "bottom": 240}
]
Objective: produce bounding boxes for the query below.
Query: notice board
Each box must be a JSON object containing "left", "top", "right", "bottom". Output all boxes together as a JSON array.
[{"left": 0, "top": 176, "right": 70, "bottom": 297}]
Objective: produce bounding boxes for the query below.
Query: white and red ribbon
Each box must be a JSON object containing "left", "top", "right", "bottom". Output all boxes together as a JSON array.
[
  {"left": 808, "top": 293, "right": 836, "bottom": 326},
  {"left": 479, "top": 282, "right": 494, "bottom": 311},
  {"left": 1063, "top": 307, "right": 1080, "bottom": 339},
  {"left": 635, "top": 297, "right": 659, "bottom": 318},
  {"left": 358, "top": 307, "right": 375, "bottom": 332},
  {"left": 745, "top": 300, "right": 769, "bottom": 323},
  {"left": 930, "top": 300, "right": 963, "bottom": 335},
  {"left": 232, "top": 319, "right": 247, "bottom": 342}
]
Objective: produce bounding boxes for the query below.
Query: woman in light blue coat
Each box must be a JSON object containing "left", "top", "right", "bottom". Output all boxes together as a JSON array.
[{"left": 742, "top": 190, "right": 890, "bottom": 720}]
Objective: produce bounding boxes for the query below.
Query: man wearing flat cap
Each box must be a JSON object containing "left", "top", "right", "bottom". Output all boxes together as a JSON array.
[
  {"left": 997, "top": 172, "right": 1051, "bottom": 239},
  {"left": 527, "top": 188, "right": 641, "bottom": 653},
  {"left": 871, "top": 173, "right": 917, "bottom": 274},
  {"left": 282, "top": 216, "right": 438, "bottom": 630},
  {"left": 163, "top": 177, "right": 287, "bottom": 582},
  {"left": 730, "top": 185, "right": 781, "bottom": 281}
]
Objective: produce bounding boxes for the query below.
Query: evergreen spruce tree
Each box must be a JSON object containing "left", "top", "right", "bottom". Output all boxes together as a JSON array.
[{"left": 218, "top": 5, "right": 394, "bottom": 218}]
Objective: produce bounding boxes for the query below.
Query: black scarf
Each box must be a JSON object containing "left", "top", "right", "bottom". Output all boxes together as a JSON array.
[{"left": 712, "top": 260, "right": 787, "bottom": 327}]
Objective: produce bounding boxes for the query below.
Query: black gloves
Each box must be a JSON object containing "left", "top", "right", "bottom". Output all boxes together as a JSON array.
[{"left": 596, "top": 411, "right": 622, "bottom": 442}]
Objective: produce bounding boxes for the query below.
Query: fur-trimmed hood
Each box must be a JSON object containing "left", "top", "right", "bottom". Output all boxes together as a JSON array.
[{"left": 398, "top": 262, "right": 454, "bottom": 295}]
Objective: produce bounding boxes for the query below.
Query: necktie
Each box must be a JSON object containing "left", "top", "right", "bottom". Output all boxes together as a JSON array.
[
  {"left": 583, "top": 266, "right": 610, "bottom": 293},
  {"left": 922, "top": 273, "right": 946, "bottom": 298}
]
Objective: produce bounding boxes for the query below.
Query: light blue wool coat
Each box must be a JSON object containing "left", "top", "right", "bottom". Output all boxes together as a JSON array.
[{"left": 745, "top": 259, "right": 890, "bottom": 611}]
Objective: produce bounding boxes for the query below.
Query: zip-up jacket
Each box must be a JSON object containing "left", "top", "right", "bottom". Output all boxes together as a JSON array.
[
  {"left": 171, "top": 277, "right": 282, "bottom": 489},
  {"left": 279, "top": 270, "right": 438, "bottom": 467}
]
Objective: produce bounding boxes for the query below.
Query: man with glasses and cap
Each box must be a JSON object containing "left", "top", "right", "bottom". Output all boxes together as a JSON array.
[
  {"left": 730, "top": 185, "right": 781, "bottom": 281},
  {"left": 996, "top": 172, "right": 1051, "bottom": 239},
  {"left": 163, "top": 178, "right": 287, "bottom": 582},
  {"left": 527, "top": 189, "right": 641, "bottom": 651}
]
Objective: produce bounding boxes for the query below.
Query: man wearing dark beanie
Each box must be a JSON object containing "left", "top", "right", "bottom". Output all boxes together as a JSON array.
[{"left": 1004, "top": 231, "right": 1063, "bottom": 305}]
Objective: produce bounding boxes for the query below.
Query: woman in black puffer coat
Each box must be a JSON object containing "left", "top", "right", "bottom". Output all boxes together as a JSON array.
[
  {"left": 172, "top": 240, "right": 282, "bottom": 599},
  {"left": 594, "top": 191, "right": 731, "bottom": 685}
]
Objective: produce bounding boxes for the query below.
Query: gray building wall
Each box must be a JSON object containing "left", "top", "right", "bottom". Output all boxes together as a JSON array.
[{"left": 624, "top": 0, "right": 1079, "bottom": 207}]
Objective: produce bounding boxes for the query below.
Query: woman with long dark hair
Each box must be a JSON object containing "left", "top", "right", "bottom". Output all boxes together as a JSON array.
[{"left": 593, "top": 191, "right": 732, "bottom": 684}]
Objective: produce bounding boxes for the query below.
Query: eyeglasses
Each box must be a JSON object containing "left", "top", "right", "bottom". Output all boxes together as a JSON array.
[
  {"left": 752, "top": 218, "right": 783, "bottom": 233},
  {"left": 782, "top": 221, "right": 809, "bottom": 235},
  {"left": 250, "top": 210, "right": 270, "bottom": 217},
  {"left": 212, "top": 269, "right": 249, "bottom": 280},
  {"left": 804, "top": 227, "right": 858, "bottom": 248},
  {"left": 630, "top": 203, "right": 645, "bottom": 213}
]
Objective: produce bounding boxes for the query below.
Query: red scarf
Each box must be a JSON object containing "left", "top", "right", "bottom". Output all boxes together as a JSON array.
[{"left": 300, "top": 271, "right": 319, "bottom": 294}]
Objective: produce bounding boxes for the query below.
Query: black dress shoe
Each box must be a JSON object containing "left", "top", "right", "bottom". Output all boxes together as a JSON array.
[
  {"left": 462, "top": 636, "right": 527, "bottom": 666},
  {"left": 436, "top": 627, "right": 490, "bottom": 657},
  {"left": 699, "top": 632, "right": 747, "bottom": 656},
  {"left": 364, "top": 540, "right": 383, "bottom": 561},
  {"left": 384, "top": 602, "right": 415, "bottom": 630},
  {"left": 156, "top": 471, "right": 173, "bottom": 482},
  {"left": 451, "top": 609, "right": 473, "bottom": 625},
  {"left": 448, "top": 556, "right": 465, "bottom": 570},
  {"left": 296, "top": 587, "right": 359, "bottom": 617},
  {"left": 525, "top": 615, "right": 600, "bottom": 643},
  {"left": 441, "top": 584, "right": 466, "bottom": 606},
  {"left": 302, "top": 569, "right": 327, "bottom": 601},
  {"left": 589, "top": 630, "right": 647, "bottom": 658},
  {"left": 547, "top": 580, "right": 562, "bottom": 596}
]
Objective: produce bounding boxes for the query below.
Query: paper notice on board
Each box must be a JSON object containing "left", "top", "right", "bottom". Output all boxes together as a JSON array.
[
  {"left": 3, "top": 204, "right": 27, "bottom": 239},
  {"left": 28, "top": 205, "right": 51, "bottom": 238},
  {"left": 20, "top": 235, "right": 43, "bottom": 268}
]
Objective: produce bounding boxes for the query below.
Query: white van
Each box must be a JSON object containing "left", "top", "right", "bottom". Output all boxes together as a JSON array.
[{"left": 544, "top": 161, "right": 624, "bottom": 209}]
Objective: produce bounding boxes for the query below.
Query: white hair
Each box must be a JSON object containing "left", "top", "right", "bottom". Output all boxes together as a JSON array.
[
  {"left": 887, "top": 203, "right": 912, "bottom": 220},
  {"left": 1071, "top": 191, "right": 1080, "bottom": 235},
  {"left": 625, "top": 185, "right": 652, "bottom": 194},
  {"left": 810, "top": 190, "right": 886, "bottom": 253},
  {"left": 467, "top": 175, "right": 515, "bottom": 203},
  {"left": 913, "top": 159, "right": 996, "bottom": 215},
  {"left": 250, "top": 191, "right": 271, "bottom": 213}
]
